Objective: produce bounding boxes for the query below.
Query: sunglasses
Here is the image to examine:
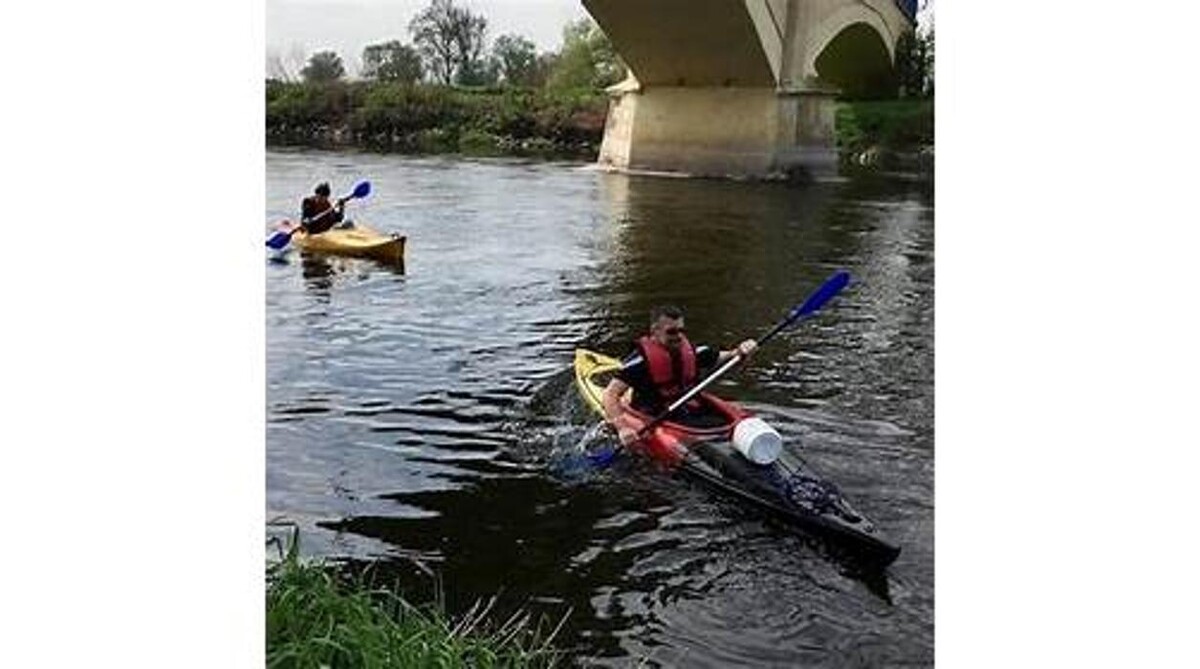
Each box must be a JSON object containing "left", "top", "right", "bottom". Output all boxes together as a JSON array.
[{"left": 664, "top": 327, "right": 686, "bottom": 336}]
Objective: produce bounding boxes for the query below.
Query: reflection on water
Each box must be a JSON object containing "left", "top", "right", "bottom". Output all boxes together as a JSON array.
[
  {"left": 266, "top": 150, "right": 933, "bottom": 666},
  {"left": 297, "top": 251, "right": 406, "bottom": 283}
]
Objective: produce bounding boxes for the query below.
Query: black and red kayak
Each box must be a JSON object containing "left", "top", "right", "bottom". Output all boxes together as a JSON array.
[{"left": 574, "top": 348, "right": 901, "bottom": 566}]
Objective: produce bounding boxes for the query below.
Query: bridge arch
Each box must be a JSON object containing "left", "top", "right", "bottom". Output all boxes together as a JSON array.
[
  {"left": 805, "top": 1, "right": 900, "bottom": 73},
  {"left": 812, "top": 21, "right": 896, "bottom": 97}
]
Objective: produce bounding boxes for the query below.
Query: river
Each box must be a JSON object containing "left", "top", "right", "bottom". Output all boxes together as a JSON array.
[{"left": 266, "top": 148, "right": 934, "bottom": 667}]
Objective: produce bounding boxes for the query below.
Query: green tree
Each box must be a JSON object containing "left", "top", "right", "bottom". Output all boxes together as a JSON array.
[
  {"left": 300, "top": 50, "right": 345, "bottom": 83},
  {"left": 361, "top": 40, "right": 424, "bottom": 83},
  {"left": 529, "top": 52, "right": 559, "bottom": 88},
  {"left": 458, "top": 57, "right": 500, "bottom": 87},
  {"left": 546, "top": 18, "right": 624, "bottom": 92},
  {"left": 920, "top": 28, "right": 934, "bottom": 97},
  {"left": 895, "top": 27, "right": 934, "bottom": 98},
  {"left": 409, "top": 0, "right": 489, "bottom": 85},
  {"left": 492, "top": 34, "right": 538, "bottom": 86},
  {"left": 455, "top": 45, "right": 500, "bottom": 87}
]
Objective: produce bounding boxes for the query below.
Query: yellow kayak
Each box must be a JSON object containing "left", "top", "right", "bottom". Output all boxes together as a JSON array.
[
  {"left": 290, "top": 223, "right": 405, "bottom": 265},
  {"left": 574, "top": 349, "right": 626, "bottom": 415}
]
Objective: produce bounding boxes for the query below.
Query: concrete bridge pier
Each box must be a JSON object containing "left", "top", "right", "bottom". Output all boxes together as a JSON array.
[
  {"left": 775, "top": 85, "right": 841, "bottom": 178},
  {"left": 597, "top": 80, "right": 840, "bottom": 179}
]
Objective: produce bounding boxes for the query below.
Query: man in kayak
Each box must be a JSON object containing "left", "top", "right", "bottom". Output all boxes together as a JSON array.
[
  {"left": 299, "top": 182, "right": 348, "bottom": 235},
  {"left": 601, "top": 305, "right": 757, "bottom": 446}
]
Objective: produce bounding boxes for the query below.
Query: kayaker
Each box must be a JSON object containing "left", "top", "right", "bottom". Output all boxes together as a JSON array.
[
  {"left": 299, "top": 182, "right": 347, "bottom": 235},
  {"left": 601, "top": 305, "right": 757, "bottom": 445}
]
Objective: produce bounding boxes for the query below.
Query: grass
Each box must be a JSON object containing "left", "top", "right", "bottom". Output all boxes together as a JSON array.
[{"left": 266, "top": 529, "right": 565, "bottom": 668}]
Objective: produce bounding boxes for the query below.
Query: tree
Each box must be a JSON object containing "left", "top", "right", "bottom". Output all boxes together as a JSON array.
[
  {"left": 921, "top": 28, "right": 934, "bottom": 96},
  {"left": 361, "top": 40, "right": 424, "bottom": 84},
  {"left": 546, "top": 18, "right": 624, "bottom": 92},
  {"left": 266, "top": 49, "right": 292, "bottom": 82},
  {"left": 301, "top": 51, "right": 345, "bottom": 83},
  {"left": 529, "top": 52, "right": 559, "bottom": 88},
  {"left": 408, "top": 0, "right": 489, "bottom": 85},
  {"left": 492, "top": 34, "right": 538, "bottom": 86},
  {"left": 267, "top": 43, "right": 310, "bottom": 83},
  {"left": 458, "top": 56, "right": 500, "bottom": 87},
  {"left": 894, "top": 26, "right": 934, "bottom": 98}
]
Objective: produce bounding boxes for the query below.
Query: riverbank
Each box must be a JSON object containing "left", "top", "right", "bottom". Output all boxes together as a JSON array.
[
  {"left": 267, "top": 530, "right": 563, "bottom": 667},
  {"left": 267, "top": 81, "right": 933, "bottom": 170},
  {"left": 267, "top": 81, "right": 606, "bottom": 160},
  {"left": 835, "top": 99, "right": 934, "bottom": 172}
]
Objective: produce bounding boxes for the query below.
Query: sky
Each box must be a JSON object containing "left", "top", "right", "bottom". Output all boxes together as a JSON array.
[
  {"left": 267, "top": 0, "right": 934, "bottom": 79},
  {"left": 267, "top": 0, "right": 589, "bottom": 78}
]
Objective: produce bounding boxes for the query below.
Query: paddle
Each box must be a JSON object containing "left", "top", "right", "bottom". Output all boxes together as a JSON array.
[
  {"left": 583, "top": 270, "right": 852, "bottom": 466},
  {"left": 265, "top": 180, "right": 372, "bottom": 250}
]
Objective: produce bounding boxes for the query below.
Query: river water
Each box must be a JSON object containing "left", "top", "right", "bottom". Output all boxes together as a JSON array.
[{"left": 266, "top": 148, "right": 934, "bottom": 667}]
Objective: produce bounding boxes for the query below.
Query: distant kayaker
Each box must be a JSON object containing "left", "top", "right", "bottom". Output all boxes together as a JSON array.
[
  {"left": 299, "top": 182, "right": 347, "bottom": 235},
  {"left": 602, "top": 305, "right": 757, "bottom": 445}
]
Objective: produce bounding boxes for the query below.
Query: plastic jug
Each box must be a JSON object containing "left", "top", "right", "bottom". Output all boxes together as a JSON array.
[{"left": 731, "top": 417, "right": 783, "bottom": 465}]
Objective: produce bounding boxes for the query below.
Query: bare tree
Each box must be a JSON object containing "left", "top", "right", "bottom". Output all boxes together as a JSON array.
[
  {"left": 409, "top": 0, "right": 488, "bottom": 85},
  {"left": 266, "top": 49, "right": 293, "bottom": 82},
  {"left": 285, "top": 43, "right": 308, "bottom": 81}
]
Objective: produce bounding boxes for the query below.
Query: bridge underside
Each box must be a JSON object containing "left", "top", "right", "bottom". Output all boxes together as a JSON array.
[
  {"left": 583, "top": 0, "right": 775, "bottom": 87},
  {"left": 584, "top": 0, "right": 911, "bottom": 179}
]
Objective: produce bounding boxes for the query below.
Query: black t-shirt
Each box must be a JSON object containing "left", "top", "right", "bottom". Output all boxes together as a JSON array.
[
  {"left": 615, "top": 344, "right": 719, "bottom": 414},
  {"left": 301, "top": 196, "right": 344, "bottom": 234}
]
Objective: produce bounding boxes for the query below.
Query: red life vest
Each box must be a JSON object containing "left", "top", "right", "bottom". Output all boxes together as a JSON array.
[{"left": 636, "top": 334, "right": 698, "bottom": 405}]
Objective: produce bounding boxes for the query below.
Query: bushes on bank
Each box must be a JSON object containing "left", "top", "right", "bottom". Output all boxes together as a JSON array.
[
  {"left": 266, "top": 80, "right": 608, "bottom": 159},
  {"left": 835, "top": 99, "right": 933, "bottom": 153}
]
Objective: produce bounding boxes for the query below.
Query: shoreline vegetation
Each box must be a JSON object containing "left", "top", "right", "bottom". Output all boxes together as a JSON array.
[
  {"left": 267, "top": 81, "right": 608, "bottom": 160},
  {"left": 266, "top": 80, "right": 934, "bottom": 171},
  {"left": 836, "top": 99, "right": 934, "bottom": 172},
  {"left": 267, "top": 530, "right": 565, "bottom": 668}
]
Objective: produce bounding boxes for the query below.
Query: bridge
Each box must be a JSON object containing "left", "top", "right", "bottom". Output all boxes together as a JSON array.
[{"left": 582, "top": 0, "right": 917, "bottom": 178}]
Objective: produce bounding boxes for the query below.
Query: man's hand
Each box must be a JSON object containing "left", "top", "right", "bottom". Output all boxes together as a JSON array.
[
  {"left": 736, "top": 339, "right": 758, "bottom": 358},
  {"left": 614, "top": 416, "right": 645, "bottom": 446}
]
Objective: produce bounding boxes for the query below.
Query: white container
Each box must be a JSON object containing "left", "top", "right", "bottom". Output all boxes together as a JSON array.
[{"left": 731, "top": 417, "right": 783, "bottom": 465}]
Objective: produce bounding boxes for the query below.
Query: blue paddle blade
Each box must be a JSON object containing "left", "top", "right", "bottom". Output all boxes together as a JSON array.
[
  {"left": 586, "top": 445, "right": 618, "bottom": 466},
  {"left": 265, "top": 229, "right": 293, "bottom": 250},
  {"left": 794, "top": 270, "right": 850, "bottom": 318},
  {"left": 350, "top": 181, "right": 371, "bottom": 199},
  {"left": 572, "top": 422, "right": 620, "bottom": 467}
]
